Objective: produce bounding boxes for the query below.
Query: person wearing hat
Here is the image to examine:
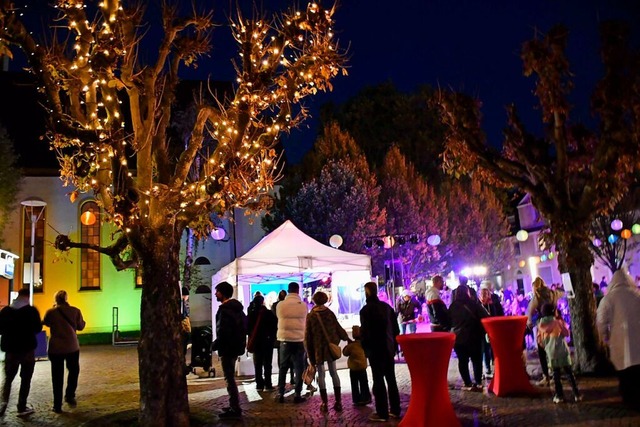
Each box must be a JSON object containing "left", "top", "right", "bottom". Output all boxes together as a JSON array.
[
  {"left": 212, "top": 281, "right": 247, "bottom": 420},
  {"left": 395, "top": 289, "right": 421, "bottom": 335},
  {"left": 0, "top": 288, "right": 43, "bottom": 416}
]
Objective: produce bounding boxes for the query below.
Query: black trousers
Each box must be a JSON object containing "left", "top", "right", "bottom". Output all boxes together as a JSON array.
[
  {"left": 349, "top": 369, "right": 371, "bottom": 404},
  {"left": 455, "top": 341, "right": 483, "bottom": 386},
  {"left": 618, "top": 364, "right": 640, "bottom": 410},
  {"left": 49, "top": 350, "right": 80, "bottom": 409},
  {"left": 369, "top": 355, "right": 400, "bottom": 418},
  {"left": 252, "top": 347, "right": 274, "bottom": 388}
]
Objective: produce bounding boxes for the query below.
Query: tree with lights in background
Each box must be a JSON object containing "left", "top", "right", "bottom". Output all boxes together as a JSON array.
[
  {"left": 436, "top": 23, "right": 639, "bottom": 373},
  {"left": 0, "top": 1, "right": 346, "bottom": 425}
]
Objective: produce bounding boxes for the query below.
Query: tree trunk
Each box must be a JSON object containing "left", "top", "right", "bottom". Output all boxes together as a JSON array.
[
  {"left": 137, "top": 226, "right": 190, "bottom": 426},
  {"left": 560, "top": 236, "right": 610, "bottom": 374}
]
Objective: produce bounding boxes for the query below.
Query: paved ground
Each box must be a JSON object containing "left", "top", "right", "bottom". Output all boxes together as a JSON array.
[{"left": 0, "top": 344, "right": 638, "bottom": 426}]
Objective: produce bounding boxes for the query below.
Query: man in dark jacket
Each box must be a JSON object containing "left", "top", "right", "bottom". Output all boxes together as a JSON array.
[
  {"left": 0, "top": 288, "right": 43, "bottom": 416},
  {"left": 426, "top": 275, "right": 451, "bottom": 332},
  {"left": 360, "top": 282, "right": 401, "bottom": 422},
  {"left": 212, "top": 281, "right": 247, "bottom": 420},
  {"left": 247, "top": 295, "right": 277, "bottom": 391}
]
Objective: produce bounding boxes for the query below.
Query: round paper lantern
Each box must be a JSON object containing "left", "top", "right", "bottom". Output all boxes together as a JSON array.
[
  {"left": 548, "top": 252, "right": 555, "bottom": 259},
  {"left": 611, "top": 219, "right": 623, "bottom": 231},
  {"left": 608, "top": 234, "right": 619, "bottom": 244},
  {"left": 383, "top": 235, "right": 395, "bottom": 249},
  {"left": 427, "top": 234, "right": 441, "bottom": 246},
  {"left": 540, "top": 254, "right": 547, "bottom": 262},
  {"left": 518, "top": 260, "right": 526, "bottom": 268},
  {"left": 329, "top": 234, "right": 343, "bottom": 248},
  {"left": 621, "top": 229, "right": 632, "bottom": 239},
  {"left": 632, "top": 224, "right": 640, "bottom": 235},
  {"left": 593, "top": 238, "right": 602, "bottom": 247},
  {"left": 210, "top": 228, "right": 226, "bottom": 240},
  {"left": 80, "top": 210, "right": 96, "bottom": 226},
  {"left": 516, "top": 230, "right": 528, "bottom": 242}
]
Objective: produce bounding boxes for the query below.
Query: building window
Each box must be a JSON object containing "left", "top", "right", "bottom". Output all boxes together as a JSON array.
[
  {"left": 22, "top": 206, "right": 45, "bottom": 293},
  {"left": 80, "top": 201, "right": 101, "bottom": 290}
]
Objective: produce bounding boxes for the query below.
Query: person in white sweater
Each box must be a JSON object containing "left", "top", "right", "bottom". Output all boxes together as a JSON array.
[{"left": 276, "top": 282, "right": 308, "bottom": 403}]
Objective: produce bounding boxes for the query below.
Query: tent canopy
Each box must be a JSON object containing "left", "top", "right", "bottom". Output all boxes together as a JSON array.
[{"left": 211, "top": 220, "right": 371, "bottom": 287}]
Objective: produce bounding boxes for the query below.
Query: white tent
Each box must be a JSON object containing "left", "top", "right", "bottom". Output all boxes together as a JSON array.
[{"left": 211, "top": 220, "right": 371, "bottom": 288}]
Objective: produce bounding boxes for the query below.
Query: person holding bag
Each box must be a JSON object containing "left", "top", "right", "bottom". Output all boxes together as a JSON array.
[
  {"left": 43, "top": 290, "right": 86, "bottom": 413},
  {"left": 304, "top": 291, "right": 350, "bottom": 412},
  {"left": 246, "top": 295, "right": 277, "bottom": 391}
]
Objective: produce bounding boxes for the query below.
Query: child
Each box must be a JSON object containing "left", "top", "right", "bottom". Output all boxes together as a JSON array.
[
  {"left": 536, "top": 303, "right": 582, "bottom": 403},
  {"left": 342, "top": 326, "right": 372, "bottom": 406}
]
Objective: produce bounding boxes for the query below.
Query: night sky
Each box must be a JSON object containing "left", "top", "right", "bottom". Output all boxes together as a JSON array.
[{"left": 5, "top": 0, "right": 639, "bottom": 166}]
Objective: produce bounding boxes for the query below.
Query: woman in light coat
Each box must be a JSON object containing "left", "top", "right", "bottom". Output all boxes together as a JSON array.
[{"left": 597, "top": 269, "right": 640, "bottom": 410}]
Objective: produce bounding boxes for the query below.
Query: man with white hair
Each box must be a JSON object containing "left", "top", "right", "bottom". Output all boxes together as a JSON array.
[{"left": 426, "top": 275, "right": 451, "bottom": 332}]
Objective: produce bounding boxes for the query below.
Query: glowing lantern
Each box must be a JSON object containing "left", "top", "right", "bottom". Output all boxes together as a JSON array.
[
  {"left": 548, "top": 252, "right": 555, "bottom": 259},
  {"left": 621, "top": 229, "right": 632, "bottom": 239},
  {"left": 80, "top": 210, "right": 96, "bottom": 226},
  {"left": 518, "top": 260, "right": 526, "bottom": 268},
  {"left": 383, "top": 235, "right": 395, "bottom": 249},
  {"left": 540, "top": 254, "right": 547, "bottom": 262},
  {"left": 608, "top": 234, "right": 619, "bottom": 244},
  {"left": 516, "top": 230, "right": 528, "bottom": 242},
  {"left": 210, "top": 228, "right": 226, "bottom": 240},
  {"left": 329, "top": 234, "right": 343, "bottom": 248},
  {"left": 427, "top": 234, "right": 441, "bottom": 246},
  {"left": 632, "top": 224, "right": 640, "bottom": 235},
  {"left": 611, "top": 219, "right": 623, "bottom": 231},
  {"left": 593, "top": 238, "right": 602, "bottom": 247}
]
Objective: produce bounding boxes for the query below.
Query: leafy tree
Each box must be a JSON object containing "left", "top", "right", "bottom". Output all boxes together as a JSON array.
[
  {"left": 436, "top": 23, "right": 639, "bottom": 372},
  {"left": 323, "top": 82, "right": 446, "bottom": 182},
  {"left": 0, "top": 124, "right": 21, "bottom": 246},
  {"left": 286, "top": 124, "right": 385, "bottom": 253},
  {"left": 440, "top": 177, "right": 513, "bottom": 275},
  {"left": 0, "top": 1, "right": 345, "bottom": 425},
  {"left": 379, "top": 146, "right": 441, "bottom": 282}
]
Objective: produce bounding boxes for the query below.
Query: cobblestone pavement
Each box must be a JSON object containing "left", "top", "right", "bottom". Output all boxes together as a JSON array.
[{"left": 0, "top": 345, "right": 638, "bottom": 426}]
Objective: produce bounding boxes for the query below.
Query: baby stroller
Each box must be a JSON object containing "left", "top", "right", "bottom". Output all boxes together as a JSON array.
[{"left": 190, "top": 325, "right": 215, "bottom": 377}]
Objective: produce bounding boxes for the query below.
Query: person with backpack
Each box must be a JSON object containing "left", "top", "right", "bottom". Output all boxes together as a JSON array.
[{"left": 212, "top": 281, "right": 247, "bottom": 420}]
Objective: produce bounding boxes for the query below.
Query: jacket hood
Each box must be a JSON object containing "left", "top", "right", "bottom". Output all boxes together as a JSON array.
[
  {"left": 609, "top": 270, "right": 634, "bottom": 292},
  {"left": 220, "top": 298, "right": 244, "bottom": 312},
  {"left": 537, "top": 315, "right": 556, "bottom": 332}
]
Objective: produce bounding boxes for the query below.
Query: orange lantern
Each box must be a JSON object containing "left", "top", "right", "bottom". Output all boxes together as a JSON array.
[
  {"left": 518, "top": 260, "right": 526, "bottom": 268},
  {"left": 80, "top": 210, "right": 96, "bottom": 226},
  {"left": 621, "top": 229, "right": 632, "bottom": 239}
]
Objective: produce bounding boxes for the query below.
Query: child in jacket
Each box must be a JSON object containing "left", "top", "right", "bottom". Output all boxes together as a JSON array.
[
  {"left": 342, "top": 326, "right": 372, "bottom": 406},
  {"left": 536, "top": 303, "right": 582, "bottom": 403}
]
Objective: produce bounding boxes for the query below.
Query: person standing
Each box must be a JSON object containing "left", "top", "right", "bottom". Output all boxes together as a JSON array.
[
  {"left": 395, "top": 290, "right": 421, "bottom": 334},
  {"left": 43, "top": 290, "right": 86, "bottom": 413},
  {"left": 0, "top": 288, "right": 43, "bottom": 416},
  {"left": 304, "top": 291, "right": 350, "bottom": 412},
  {"left": 360, "top": 281, "right": 401, "bottom": 422},
  {"left": 597, "top": 269, "right": 640, "bottom": 410},
  {"left": 276, "top": 282, "right": 308, "bottom": 403},
  {"left": 449, "top": 283, "right": 487, "bottom": 391},
  {"left": 342, "top": 325, "right": 371, "bottom": 406},
  {"left": 426, "top": 275, "right": 451, "bottom": 332},
  {"left": 211, "top": 281, "right": 247, "bottom": 420},
  {"left": 272, "top": 290, "right": 294, "bottom": 385},
  {"left": 479, "top": 283, "right": 503, "bottom": 378},
  {"left": 526, "top": 277, "right": 564, "bottom": 386},
  {"left": 247, "top": 294, "right": 278, "bottom": 391}
]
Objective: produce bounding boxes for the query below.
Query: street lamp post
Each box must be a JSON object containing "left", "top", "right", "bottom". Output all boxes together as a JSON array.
[{"left": 21, "top": 198, "right": 47, "bottom": 306}]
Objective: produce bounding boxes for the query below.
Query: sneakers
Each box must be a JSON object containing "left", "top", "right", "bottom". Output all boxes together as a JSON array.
[
  {"left": 552, "top": 395, "right": 564, "bottom": 404},
  {"left": 574, "top": 394, "right": 583, "bottom": 402},
  {"left": 368, "top": 413, "right": 389, "bottom": 422},
  {"left": 293, "top": 395, "right": 306, "bottom": 404},
  {"left": 218, "top": 409, "right": 242, "bottom": 419},
  {"left": 52, "top": 406, "right": 63, "bottom": 414},
  {"left": 461, "top": 384, "right": 475, "bottom": 391},
  {"left": 17, "top": 405, "right": 35, "bottom": 416},
  {"left": 472, "top": 384, "right": 484, "bottom": 392},
  {"left": 275, "top": 394, "right": 285, "bottom": 403},
  {"left": 65, "top": 396, "right": 77, "bottom": 408},
  {"left": 389, "top": 412, "right": 401, "bottom": 419},
  {"left": 264, "top": 385, "right": 275, "bottom": 391},
  {"left": 357, "top": 398, "right": 372, "bottom": 406}
]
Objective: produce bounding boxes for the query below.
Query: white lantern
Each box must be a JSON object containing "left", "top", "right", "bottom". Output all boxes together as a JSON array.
[
  {"left": 329, "top": 234, "right": 343, "bottom": 248},
  {"left": 611, "top": 219, "right": 623, "bottom": 231},
  {"left": 427, "top": 234, "right": 441, "bottom": 246},
  {"left": 516, "top": 230, "right": 529, "bottom": 242}
]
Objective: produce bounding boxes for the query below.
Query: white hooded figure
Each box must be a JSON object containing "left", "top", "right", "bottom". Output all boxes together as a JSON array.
[{"left": 596, "top": 269, "right": 640, "bottom": 409}]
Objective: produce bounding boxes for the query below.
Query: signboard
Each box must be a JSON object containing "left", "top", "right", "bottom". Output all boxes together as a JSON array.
[
  {"left": 561, "top": 272, "right": 575, "bottom": 299},
  {"left": 0, "top": 250, "right": 18, "bottom": 280}
]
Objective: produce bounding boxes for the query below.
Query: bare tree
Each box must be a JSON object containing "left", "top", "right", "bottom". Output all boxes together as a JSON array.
[
  {"left": 0, "top": 1, "right": 346, "bottom": 425},
  {"left": 435, "top": 23, "right": 639, "bottom": 373}
]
